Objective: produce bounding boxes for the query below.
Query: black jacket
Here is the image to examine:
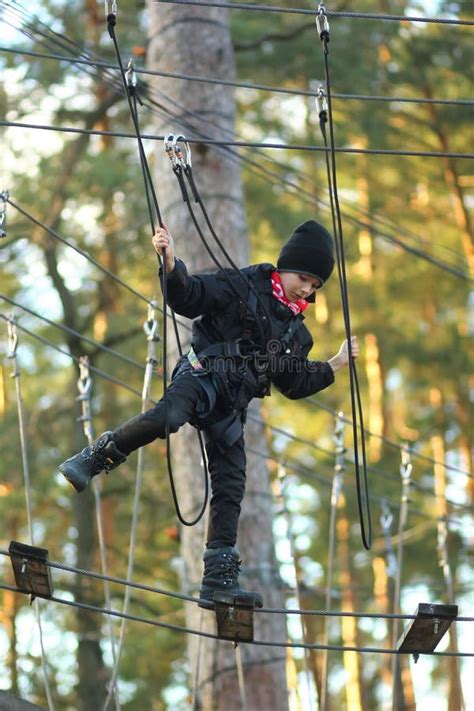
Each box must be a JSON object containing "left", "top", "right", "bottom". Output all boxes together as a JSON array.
[{"left": 161, "top": 258, "right": 335, "bottom": 404}]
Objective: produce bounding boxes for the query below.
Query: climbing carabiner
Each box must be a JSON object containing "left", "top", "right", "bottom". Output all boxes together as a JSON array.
[
  {"left": 164, "top": 134, "right": 177, "bottom": 165},
  {"left": 315, "top": 86, "right": 328, "bottom": 123},
  {"left": 174, "top": 135, "right": 192, "bottom": 169},
  {"left": 125, "top": 57, "right": 138, "bottom": 94}
]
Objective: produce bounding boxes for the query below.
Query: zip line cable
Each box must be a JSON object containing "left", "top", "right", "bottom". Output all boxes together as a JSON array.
[
  {"left": 2, "top": 2, "right": 472, "bottom": 279},
  {"left": 0, "top": 294, "right": 148, "bottom": 371},
  {"left": 129, "top": 75, "right": 470, "bottom": 278},
  {"left": 1, "top": 1, "right": 470, "bottom": 276},
  {"left": 308, "top": 396, "right": 474, "bottom": 479},
  {"left": 2, "top": 312, "right": 471, "bottom": 520},
  {"left": 0, "top": 552, "right": 472, "bottom": 623},
  {"left": 0, "top": 313, "right": 147, "bottom": 399},
  {"left": 315, "top": 4, "right": 371, "bottom": 549},
  {"left": 0, "top": 3, "right": 470, "bottom": 276},
  {"left": 6, "top": 198, "right": 152, "bottom": 306},
  {"left": 3, "top": 120, "right": 473, "bottom": 160},
  {"left": 0, "top": 216, "right": 193, "bottom": 336},
  {"left": 2, "top": 46, "right": 473, "bottom": 108},
  {"left": 153, "top": 0, "right": 474, "bottom": 26},
  {"left": 0, "top": 581, "right": 472, "bottom": 656}
]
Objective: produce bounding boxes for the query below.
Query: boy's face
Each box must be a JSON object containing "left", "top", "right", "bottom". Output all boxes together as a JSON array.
[{"left": 278, "top": 271, "right": 321, "bottom": 302}]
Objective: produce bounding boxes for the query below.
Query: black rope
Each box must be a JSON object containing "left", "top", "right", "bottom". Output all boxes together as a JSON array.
[
  {"left": 166, "top": 142, "right": 272, "bottom": 346},
  {"left": 3, "top": 121, "right": 474, "bottom": 159},
  {"left": 2, "top": 46, "right": 473, "bottom": 107},
  {"left": 106, "top": 11, "right": 209, "bottom": 528},
  {"left": 316, "top": 8, "right": 371, "bottom": 549}
]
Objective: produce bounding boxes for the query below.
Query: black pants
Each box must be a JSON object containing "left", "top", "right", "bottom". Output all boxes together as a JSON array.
[{"left": 112, "top": 366, "right": 246, "bottom": 549}]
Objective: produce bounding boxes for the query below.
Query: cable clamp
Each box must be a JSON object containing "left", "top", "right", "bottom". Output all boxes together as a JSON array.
[
  {"left": 6, "top": 316, "right": 19, "bottom": 358},
  {"left": 315, "top": 86, "right": 328, "bottom": 123},
  {"left": 125, "top": 58, "right": 137, "bottom": 95},
  {"left": 380, "top": 498, "right": 393, "bottom": 531},
  {"left": 77, "top": 355, "right": 92, "bottom": 398},
  {"left": 399, "top": 442, "right": 413, "bottom": 482},
  {"left": 144, "top": 301, "right": 160, "bottom": 341},
  {"left": 316, "top": 2, "right": 330, "bottom": 42},
  {"left": 0, "top": 190, "right": 9, "bottom": 237}
]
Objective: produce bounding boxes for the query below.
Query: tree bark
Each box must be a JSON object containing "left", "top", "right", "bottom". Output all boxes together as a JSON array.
[{"left": 147, "top": 2, "right": 288, "bottom": 708}]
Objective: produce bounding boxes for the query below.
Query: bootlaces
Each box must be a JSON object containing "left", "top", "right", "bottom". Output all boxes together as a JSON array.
[
  {"left": 220, "top": 554, "right": 241, "bottom": 584},
  {"left": 86, "top": 438, "right": 113, "bottom": 472}
]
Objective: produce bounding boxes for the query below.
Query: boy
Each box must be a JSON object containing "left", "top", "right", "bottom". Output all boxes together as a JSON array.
[{"left": 59, "top": 219, "right": 358, "bottom": 608}]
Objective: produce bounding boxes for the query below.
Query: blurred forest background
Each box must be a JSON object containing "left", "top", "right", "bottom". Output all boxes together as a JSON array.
[{"left": 0, "top": 0, "right": 472, "bottom": 709}]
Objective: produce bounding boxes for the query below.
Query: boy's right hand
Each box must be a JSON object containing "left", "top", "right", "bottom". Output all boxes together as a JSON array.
[{"left": 152, "top": 224, "right": 176, "bottom": 273}]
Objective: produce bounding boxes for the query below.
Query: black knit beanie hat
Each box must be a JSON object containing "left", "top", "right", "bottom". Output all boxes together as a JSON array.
[{"left": 277, "top": 220, "right": 335, "bottom": 301}]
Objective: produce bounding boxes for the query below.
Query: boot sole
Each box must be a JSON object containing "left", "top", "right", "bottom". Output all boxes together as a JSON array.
[
  {"left": 59, "top": 467, "right": 87, "bottom": 493},
  {"left": 197, "top": 599, "right": 215, "bottom": 610}
]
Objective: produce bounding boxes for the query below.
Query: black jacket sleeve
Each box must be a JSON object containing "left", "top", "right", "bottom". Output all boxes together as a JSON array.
[
  {"left": 159, "top": 258, "right": 244, "bottom": 319},
  {"left": 271, "top": 358, "right": 335, "bottom": 399}
]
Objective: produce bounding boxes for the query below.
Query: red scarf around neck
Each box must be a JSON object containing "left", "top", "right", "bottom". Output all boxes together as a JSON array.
[{"left": 271, "top": 271, "right": 309, "bottom": 315}]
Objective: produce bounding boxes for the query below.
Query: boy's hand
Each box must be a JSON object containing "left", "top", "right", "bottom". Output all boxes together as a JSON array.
[
  {"left": 328, "top": 336, "right": 359, "bottom": 373},
  {"left": 152, "top": 224, "right": 175, "bottom": 273}
]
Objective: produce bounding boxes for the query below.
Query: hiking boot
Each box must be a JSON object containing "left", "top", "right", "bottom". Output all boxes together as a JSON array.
[
  {"left": 58, "top": 431, "right": 126, "bottom": 493},
  {"left": 198, "top": 546, "right": 263, "bottom": 610}
]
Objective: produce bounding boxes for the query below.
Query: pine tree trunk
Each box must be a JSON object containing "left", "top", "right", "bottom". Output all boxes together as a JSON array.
[{"left": 147, "top": 2, "right": 288, "bottom": 708}]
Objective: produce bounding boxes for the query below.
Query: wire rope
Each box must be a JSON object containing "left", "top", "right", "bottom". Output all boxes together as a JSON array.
[
  {"left": 153, "top": 0, "right": 474, "bottom": 26},
  {"left": 0, "top": 581, "right": 472, "bottom": 657},
  {"left": 3, "top": 46, "right": 473, "bottom": 108}
]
